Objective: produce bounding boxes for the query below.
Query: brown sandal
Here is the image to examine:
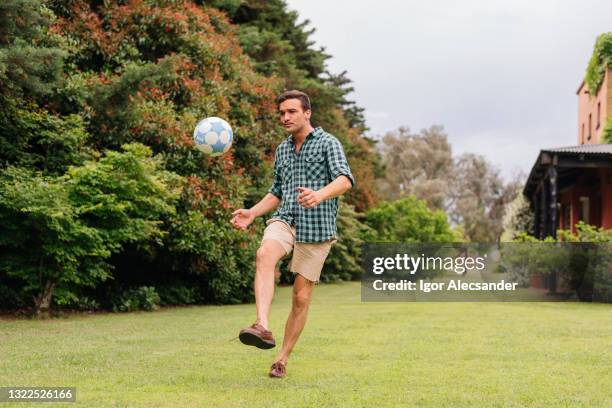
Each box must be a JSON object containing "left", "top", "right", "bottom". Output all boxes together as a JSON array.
[
  {"left": 269, "top": 361, "right": 287, "bottom": 378},
  {"left": 239, "top": 323, "right": 276, "bottom": 350}
]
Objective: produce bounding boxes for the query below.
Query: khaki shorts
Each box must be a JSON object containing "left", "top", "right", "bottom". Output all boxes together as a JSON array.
[{"left": 261, "top": 219, "right": 336, "bottom": 283}]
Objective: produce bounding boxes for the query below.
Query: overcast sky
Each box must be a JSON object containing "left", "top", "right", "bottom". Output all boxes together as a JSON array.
[{"left": 286, "top": 0, "right": 612, "bottom": 181}]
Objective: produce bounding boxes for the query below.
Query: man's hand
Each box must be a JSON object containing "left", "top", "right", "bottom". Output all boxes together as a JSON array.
[
  {"left": 230, "top": 208, "right": 255, "bottom": 230},
  {"left": 297, "top": 187, "right": 322, "bottom": 209}
]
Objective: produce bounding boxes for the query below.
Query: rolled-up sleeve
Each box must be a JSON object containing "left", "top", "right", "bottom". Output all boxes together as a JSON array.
[
  {"left": 268, "top": 148, "right": 283, "bottom": 199},
  {"left": 326, "top": 137, "right": 355, "bottom": 188}
]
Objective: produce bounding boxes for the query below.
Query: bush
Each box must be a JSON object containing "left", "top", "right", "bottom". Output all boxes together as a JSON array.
[
  {"left": 157, "top": 283, "right": 201, "bottom": 306},
  {"left": 362, "top": 195, "right": 461, "bottom": 243},
  {"left": 0, "top": 144, "right": 179, "bottom": 316},
  {"left": 0, "top": 166, "right": 109, "bottom": 317},
  {"left": 558, "top": 223, "right": 612, "bottom": 301},
  {"left": 52, "top": 286, "right": 101, "bottom": 311},
  {"left": 111, "top": 286, "right": 161, "bottom": 312},
  {"left": 585, "top": 32, "right": 612, "bottom": 96},
  {"left": 0, "top": 277, "right": 30, "bottom": 310},
  {"left": 504, "top": 224, "right": 612, "bottom": 301},
  {"left": 166, "top": 210, "right": 258, "bottom": 304}
]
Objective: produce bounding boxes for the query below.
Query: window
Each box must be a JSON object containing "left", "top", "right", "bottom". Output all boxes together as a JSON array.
[
  {"left": 581, "top": 123, "right": 585, "bottom": 144},
  {"left": 597, "top": 102, "right": 601, "bottom": 129},
  {"left": 588, "top": 114, "right": 592, "bottom": 140}
]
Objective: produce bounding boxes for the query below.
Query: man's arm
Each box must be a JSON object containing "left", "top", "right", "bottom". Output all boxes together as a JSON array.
[
  {"left": 231, "top": 193, "right": 280, "bottom": 230},
  {"left": 297, "top": 175, "right": 352, "bottom": 209},
  {"left": 231, "top": 146, "right": 283, "bottom": 230},
  {"left": 250, "top": 193, "right": 281, "bottom": 217},
  {"left": 316, "top": 176, "right": 352, "bottom": 201},
  {"left": 297, "top": 135, "right": 355, "bottom": 209}
]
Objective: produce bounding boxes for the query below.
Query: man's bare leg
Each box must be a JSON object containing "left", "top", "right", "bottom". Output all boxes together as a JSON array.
[
  {"left": 274, "top": 274, "right": 315, "bottom": 364},
  {"left": 254, "top": 240, "right": 286, "bottom": 330}
]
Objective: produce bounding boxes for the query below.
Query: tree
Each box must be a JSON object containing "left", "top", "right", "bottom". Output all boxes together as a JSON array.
[
  {"left": 377, "top": 126, "right": 453, "bottom": 210},
  {"left": 0, "top": 144, "right": 179, "bottom": 317},
  {"left": 0, "top": 0, "right": 66, "bottom": 101},
  {"left": 500, "top": 190, "right": 533, "bottom": 242},
  {"left": 376, "top": 126, "right": 522, "bottom": 243},
  {"left": 449, "top": 154, "right": 520, "bottom": 242},
  {"left": 211, "top": 0, "right": 381, "bottom": 210}
]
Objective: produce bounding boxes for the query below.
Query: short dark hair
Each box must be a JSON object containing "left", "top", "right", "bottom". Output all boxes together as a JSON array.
[{"left": 275, "top": 90, "right": 311, "bottom": 111}]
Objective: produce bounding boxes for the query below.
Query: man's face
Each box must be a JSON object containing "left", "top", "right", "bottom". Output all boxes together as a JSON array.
[{"left": 278, "top": 98, "right": 311, "bottom": 134}]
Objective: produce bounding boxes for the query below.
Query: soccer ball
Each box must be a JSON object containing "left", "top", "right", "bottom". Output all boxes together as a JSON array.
[{"left": 193, "top": 116, "right": 233, "bottom": 155}]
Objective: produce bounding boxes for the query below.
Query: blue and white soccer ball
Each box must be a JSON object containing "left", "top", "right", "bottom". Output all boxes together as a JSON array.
[{"left": 193, "top": 116, "right": 233, "bottom": 156}]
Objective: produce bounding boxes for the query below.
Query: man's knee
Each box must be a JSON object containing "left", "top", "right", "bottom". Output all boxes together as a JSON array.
[
  {"left": 292, "top": 288, "right": 312, "bottom": 309},
  {"left": 256, "top": 245, "right": 274, "bottom": 263},
  {"left": 256, "top": 246, "right": 269, "bottom": 263},
  {"left": 256, "top": 242, "right": 283, "bottom": 268}
]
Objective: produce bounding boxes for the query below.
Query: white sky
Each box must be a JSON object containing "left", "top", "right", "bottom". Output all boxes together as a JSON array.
[{"left": 286, "top": 0, "right": 612, "bottom": 181}]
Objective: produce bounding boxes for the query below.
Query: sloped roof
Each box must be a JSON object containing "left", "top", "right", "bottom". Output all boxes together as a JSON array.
[
  {"left": 542, "top": 144, "right": 612, "bottom": 155},
  {"left": 523, "top": 144, "right": 612, "bottom": 197}
]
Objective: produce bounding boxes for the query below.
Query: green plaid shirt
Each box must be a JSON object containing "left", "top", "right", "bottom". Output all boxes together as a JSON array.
[{"left": 268, "top": 127, "right": 355, "bottom": 243}]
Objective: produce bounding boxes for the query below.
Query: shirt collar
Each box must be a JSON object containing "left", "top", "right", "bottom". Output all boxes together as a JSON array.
[{"left": 287, "top": 126, "right": 322, "bottom": 144}]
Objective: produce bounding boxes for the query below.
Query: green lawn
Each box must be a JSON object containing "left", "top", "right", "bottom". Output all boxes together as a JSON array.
[{"left": 1, "top": 282, "right": 610, "bottom": 407}]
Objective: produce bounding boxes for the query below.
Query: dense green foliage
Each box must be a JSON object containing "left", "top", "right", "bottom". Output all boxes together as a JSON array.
[
  {"left": 585, "top": 32, "right": 612, "bottom": 143},
  {"left": 505, "top": 223, "right": 612, "bottom": 301},
  {"left": 585, "top": 32, "right": 612, "bottom": 96},
  {"left": 0, "top": 144, "right": 179, "bottom": 315},
  {"left": 111, "top": 285, "right": 161, "bottom": 312},
  {"left": 0, "top": 0, "right": 385, "bottom": 313},
  {"left": 604, "top": 116, "right": 612, "bottom": 143},
  {"left": 363, "top": 196, "right": 462, "bottom": 243}
]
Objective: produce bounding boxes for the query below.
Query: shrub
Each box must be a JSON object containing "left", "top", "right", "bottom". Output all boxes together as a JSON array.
[
  {"left": 362, "top": 195, "right": 461, "bottom": 243},
  {"left": 0, "top": 144, "right": 179, "bottom": 316},
  {"left": 0, "top": 167, "right": 109, "bottom": 317},
  {"left": 157, "top": 283, "right": 201, "bottom": 306},
  {"left": 166, "top": 210, "right": 258, "bottom": 304},
  {"left": 111, "top": 286, "right": 161, "bottom": 312},
  {"left": 585, "top": 32, "right": 612, "bottom": 96},
  {"left": 558, "top": 223, "right": 612, "bottom": 301},
  {"left": 504, "top": 224, "right": 612, "bottom": 301},
  {"left": 52, "top": 286, "right": 101, "bottom": 311}
]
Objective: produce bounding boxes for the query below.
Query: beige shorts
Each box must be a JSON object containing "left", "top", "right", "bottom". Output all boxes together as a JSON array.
[{"left": 261, "top": 219, "right": 337, "bottom": 283}]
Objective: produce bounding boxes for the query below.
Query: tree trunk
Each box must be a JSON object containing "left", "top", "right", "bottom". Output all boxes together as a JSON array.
[{"left": 34, "top": 280, "right": 56, "bottom": 319}]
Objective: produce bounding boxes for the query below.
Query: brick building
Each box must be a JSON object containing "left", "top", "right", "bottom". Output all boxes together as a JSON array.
[{"left": 524, "top": 68, "right": 612, "bottom": 238}]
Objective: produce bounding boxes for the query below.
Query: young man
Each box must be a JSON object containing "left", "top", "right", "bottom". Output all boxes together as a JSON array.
[{"left": 230, "top": 90, "right": 355, "bottom": 378}]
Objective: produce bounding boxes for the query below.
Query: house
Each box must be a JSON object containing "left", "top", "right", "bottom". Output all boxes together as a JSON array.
[
  {"left": 524, "top": 63, "right": 612, "bottom": 239},
  {"left": 577, "top": 67, "right": 612, "bottom": 145}
]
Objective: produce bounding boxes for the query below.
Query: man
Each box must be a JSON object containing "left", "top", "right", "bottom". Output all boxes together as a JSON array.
[{"left": 230, "top": 90, "right": 355, "bottom": 378}]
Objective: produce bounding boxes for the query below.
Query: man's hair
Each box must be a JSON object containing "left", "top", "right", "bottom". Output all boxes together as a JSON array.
[{"left": 275, "top": 90, "right": 311, "bottom": 111}]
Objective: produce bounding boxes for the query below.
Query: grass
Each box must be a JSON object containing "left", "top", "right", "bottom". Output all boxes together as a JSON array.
[{"left": 0, "top": 282, "right": 610, "bottom": 407}]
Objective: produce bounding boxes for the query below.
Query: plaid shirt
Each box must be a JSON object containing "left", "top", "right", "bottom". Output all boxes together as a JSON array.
[{"left": 268, "top": 127, "right": 355, "bottom": 242}]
